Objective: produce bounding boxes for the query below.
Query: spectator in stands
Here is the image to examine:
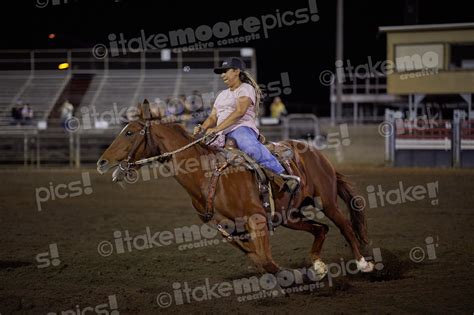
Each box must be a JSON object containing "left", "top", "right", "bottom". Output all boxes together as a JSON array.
[
  {"left": 11, "top": 102, "right": 23, "bottom": 125},
  {"left": 153, "top": 98, "right": 167, "bottom": 118},
  {"left": 60, "top": 99, "right": 74, "bottom": 129},
  {"left": 270, "top": 96, "right": 287, "bottom": 120},
  {"left": 178, "top": 94, "right": 188, "bottom": 118},
  {"left": 165, "top": 96, "right": 184, "bottom": 117},
  {"left": 185, "top": 90, "right": 205, "bottom": 125},
  {"left": 120, "top": 101, "right": 164, "bottom": 128},
  {"left": 185, "top": 90, "right": 203, "bottom": 113},
  {"left": 21, "top": 103, "right": 34, "bottom": 125}
]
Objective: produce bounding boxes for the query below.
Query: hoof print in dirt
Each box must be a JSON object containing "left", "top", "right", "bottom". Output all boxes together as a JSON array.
[
  {"left": 331, "top": 277, "right": 353, "bottom": 292},
  {"left": 364, "top": 248, "right": 402, "bottom": 282}
]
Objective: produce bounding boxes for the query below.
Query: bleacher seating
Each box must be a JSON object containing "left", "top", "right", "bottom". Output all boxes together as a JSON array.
[
  {"left": 180, "top": 69, "right": 225, "bottom": 97},
  {"left": 136, "top": 70, "right": 180, "bottom": 104},
  {"left": 20, "top": 72, "right": 69, "bottom": 120},
  {"left": 0, "top": 68, "right": 229, "bottom": 129},
  {"left": 77, "top": 69, "right": 226, "bottom": 117},
  {"left": 79, "top": 71, "right": 140, "bottom": 115},
  {"left": 0, "top": 48, "right": 257, "bottom": 166},
  {"left": 0, "top": 71, "right": 69, "bottom": 128},
  {"left": 0, "top": 72, "right": 30, "bottom": 126}
]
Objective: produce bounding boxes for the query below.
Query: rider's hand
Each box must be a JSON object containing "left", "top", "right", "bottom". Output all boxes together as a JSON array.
[
  {"left": 205, "top": 127, "right": 218, "bottom": 135},
  {"left": 193, "top": 124, "right": 203, "bottom": 136}
]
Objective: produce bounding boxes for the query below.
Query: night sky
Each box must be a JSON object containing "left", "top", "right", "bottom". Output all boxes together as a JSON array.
[{"left": 1, "top": 0, "right": 473, "bottom": 115}]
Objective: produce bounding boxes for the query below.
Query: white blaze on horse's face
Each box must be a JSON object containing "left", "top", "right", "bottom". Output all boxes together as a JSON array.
[{"left": 118, "top": 124, "right": 129, "bottom": 136}]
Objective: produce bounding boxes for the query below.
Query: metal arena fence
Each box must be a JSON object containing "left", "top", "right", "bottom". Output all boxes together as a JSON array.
[
  {"left": 0, "top": 114, "right": 321, "bottom": 168},
  {"left": 384, "top": 109, "right": 474, "bottom": 168}
]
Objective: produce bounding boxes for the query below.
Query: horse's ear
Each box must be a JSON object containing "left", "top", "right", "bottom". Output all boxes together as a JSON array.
[{"left": 141, "top": 99, "right": 151, "bottom": 120}]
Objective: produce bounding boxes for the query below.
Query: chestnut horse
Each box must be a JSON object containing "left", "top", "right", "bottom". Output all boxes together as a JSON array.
[{"left": 97, "top": 100, "right": 374, "bottom": 280}]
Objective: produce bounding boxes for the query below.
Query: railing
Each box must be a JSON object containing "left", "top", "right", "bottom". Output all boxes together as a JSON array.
[
  {"left": 0, "top": 114, "right": 321, "bottom": 168},
  {"left": 0, "top": 128, "right": 116, "bottom": 167},
  {"left": 395, "top": 120, "right": 452, "bottom": 139},
  {"left": 461, "top": 120, "right": 474, "bottom": 139},
  {"left": 384, "top": 109, "right": 474, "bottom": 167},
  {"left": 330, "top": 73, "right": 405, "bottom": 125}
]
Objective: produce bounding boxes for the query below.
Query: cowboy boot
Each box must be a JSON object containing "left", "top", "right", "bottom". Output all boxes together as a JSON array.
[
  {"left": 280, "top": 173, "right": 301, "bottom": 194},
  {"left": 260, "top": 168, "right": 300, "bottom": 194}
]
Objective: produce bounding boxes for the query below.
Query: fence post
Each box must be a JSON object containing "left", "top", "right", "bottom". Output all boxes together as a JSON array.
[
  {"left": 36, "top": 133, "right": 40, "bottom": 169},
  {"left": 389, "top": 118, "right": 396, "bottom": 167},
  {"left": 385, "top": 109, "right": 395, "bottom": 166},
  {"left": 69, "top": 132, "right": 74, "bottom": 167},
  {"left": 452, "top": 110, "right": 462, "bottom": 168},
  {"left": 330, "top": 81, "right": 335, "bottom": 127},
  {"left": 75, "top": 133, "right": 81, "bottom": 168},
  {"left": 23, "top": 133, "right": 28, "bottom": 166},
  {"left": 281, "top": 116, "right": 289, "bottom": 140}
]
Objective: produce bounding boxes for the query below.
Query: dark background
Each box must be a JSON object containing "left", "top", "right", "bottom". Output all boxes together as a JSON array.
[{"left": 1, "top": 0, "right": 473, "bottom": 115}]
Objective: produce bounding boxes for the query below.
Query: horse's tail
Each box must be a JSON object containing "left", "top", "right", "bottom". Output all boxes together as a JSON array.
[{"left": 336, "top": 171, "right": 369, "bottom": 245}]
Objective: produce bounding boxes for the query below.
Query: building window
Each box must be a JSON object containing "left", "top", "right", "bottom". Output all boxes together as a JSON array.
[{"left": 449, "top": 43, "right": 474, "bottom": 69}]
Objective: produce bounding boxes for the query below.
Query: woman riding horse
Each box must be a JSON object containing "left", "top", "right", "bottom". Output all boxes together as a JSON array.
[
  {"left": 193, "top": 57, "right": 300, "bottom": 192},
  {"left": 96, "top": 59, "right": 375, "bottom": 280}
]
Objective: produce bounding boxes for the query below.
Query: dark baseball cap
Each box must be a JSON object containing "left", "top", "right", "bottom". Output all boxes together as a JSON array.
[{"left": 213, "top": 57, "right": 246, "bottom": 74}]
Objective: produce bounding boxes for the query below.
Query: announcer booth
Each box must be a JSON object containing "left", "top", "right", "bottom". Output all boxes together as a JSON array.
[{"left": 379, "top": 23, "right": 474, "bottom": 168}]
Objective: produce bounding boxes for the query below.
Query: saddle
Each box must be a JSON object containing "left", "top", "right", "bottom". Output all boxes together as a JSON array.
[
  {"left": 201, "top": 134, "right": 299, "bottom": 231},
  {"left": 222, "top": 136, "right": 295, "bottom": 181}
]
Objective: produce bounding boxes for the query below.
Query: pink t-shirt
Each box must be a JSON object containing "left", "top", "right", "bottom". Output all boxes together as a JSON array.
[{"left": 211, "top": 83, "right": 259, "bottom": 147}]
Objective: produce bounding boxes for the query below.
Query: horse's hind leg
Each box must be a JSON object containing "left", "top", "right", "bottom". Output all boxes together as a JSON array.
[
  {"left": 322, "top": 204, "right": 373, "bottom": 271},
  {"left": 281, "top": 213, "right": 329, "bottom": 280}
]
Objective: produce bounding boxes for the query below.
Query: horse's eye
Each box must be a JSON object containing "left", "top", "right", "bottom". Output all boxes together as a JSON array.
[{"left": 125, "top": 130, "right": 133, "bottom": 136}]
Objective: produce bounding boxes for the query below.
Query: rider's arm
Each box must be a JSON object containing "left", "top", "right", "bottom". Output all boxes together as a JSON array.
[
  {"left": 201, "top": 107, "right": 218, "bottom": 130},
  {"left": 213, "top": 96, "right": 251, "bottom": 133}
]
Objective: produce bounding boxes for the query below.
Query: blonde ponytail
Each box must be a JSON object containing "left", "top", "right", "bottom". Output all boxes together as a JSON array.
[{"left": 240, "top": 71, "right": 263, "bottom": 118}]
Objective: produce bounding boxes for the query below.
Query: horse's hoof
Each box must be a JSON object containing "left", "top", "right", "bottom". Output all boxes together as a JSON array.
[
  {"left": 356, "top": 257, "right": 375, "bottom": 273},
  {"left": 311, "top": 259, "right": 328, "bottom": 281}
]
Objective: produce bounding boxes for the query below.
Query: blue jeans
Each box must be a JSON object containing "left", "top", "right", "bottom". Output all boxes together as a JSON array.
[{"left": 226, "top": 126, "right": 285, "bottom": 174}]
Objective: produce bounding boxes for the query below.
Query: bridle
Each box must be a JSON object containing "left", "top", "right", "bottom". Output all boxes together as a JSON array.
[
  {"left": 115, "top": 103, "right": 217, "bottom": 182},
  {"left": 117, "top": 118, "right": 157, "bottom": 180}
]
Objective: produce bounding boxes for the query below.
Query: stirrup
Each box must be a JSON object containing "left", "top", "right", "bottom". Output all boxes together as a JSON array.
[{"left": 280, "top": 174, "right": 300, "bottom": 193}]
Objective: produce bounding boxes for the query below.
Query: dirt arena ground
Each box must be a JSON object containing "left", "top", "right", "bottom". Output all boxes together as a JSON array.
[{"left": 1, "top": 166, "right": 473, "bottom": 314}]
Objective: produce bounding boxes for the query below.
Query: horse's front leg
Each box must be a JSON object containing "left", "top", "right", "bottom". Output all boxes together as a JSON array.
[
  {"left": 211, "top": 211, "right": 280, "bottom": 273},
  {"left": 193, "top": 198, "right": 280, "bottom": 274},
  {"left": 243, "top": 212, "right": 281, "bottom": 274}
]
